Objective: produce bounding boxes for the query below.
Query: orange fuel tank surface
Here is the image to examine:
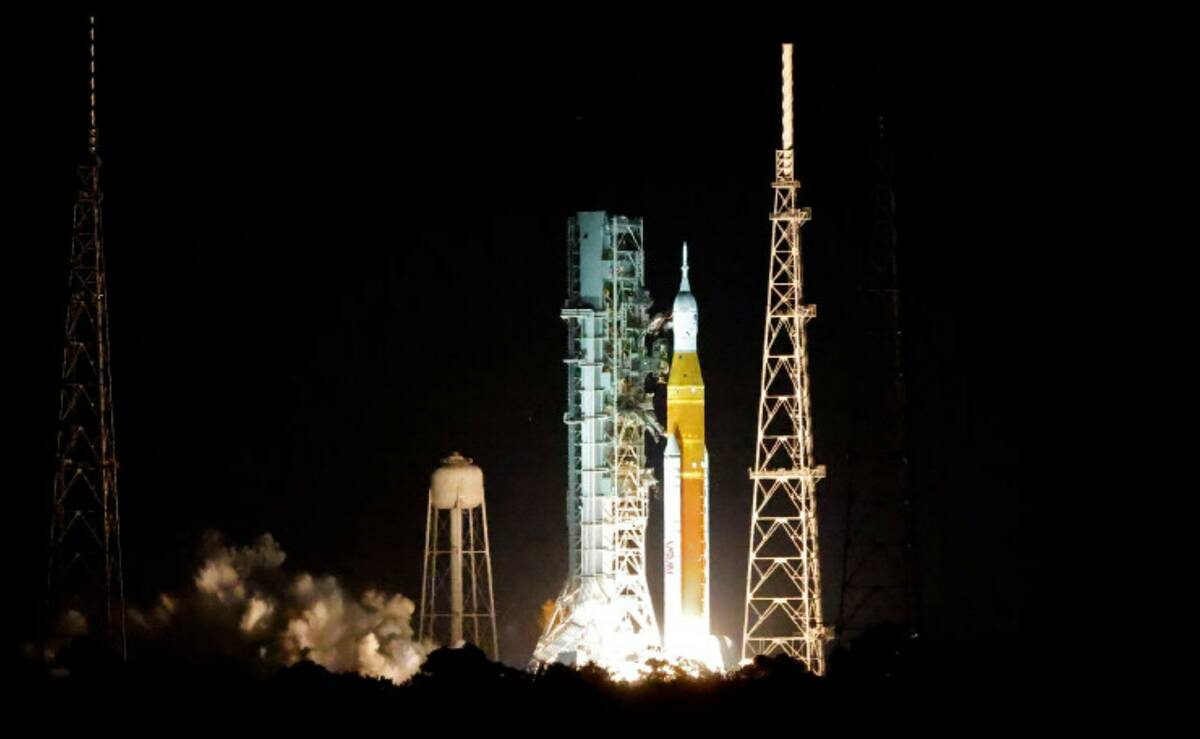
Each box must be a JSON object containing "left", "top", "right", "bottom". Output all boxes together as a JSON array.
[{"left": 667, "top": 350, "right": 706, "bottom": 621}]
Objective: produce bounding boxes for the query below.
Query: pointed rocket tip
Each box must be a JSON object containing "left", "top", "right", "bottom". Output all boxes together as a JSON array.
[{"left": 679, "top": 243, "right": 691, "bottom": 292}]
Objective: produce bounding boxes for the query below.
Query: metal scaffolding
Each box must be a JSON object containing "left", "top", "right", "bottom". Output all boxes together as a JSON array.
[{"left": 534, "top": 212, "right": 661, "bottom": 671}]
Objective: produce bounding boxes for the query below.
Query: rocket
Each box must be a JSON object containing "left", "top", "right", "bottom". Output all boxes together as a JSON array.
[{"left": 663, "top": 243, "right": 722, "bottom": 668}]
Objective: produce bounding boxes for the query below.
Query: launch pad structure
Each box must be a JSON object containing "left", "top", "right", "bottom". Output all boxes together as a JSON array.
[{"left": 533, "top": 212, "right": 662, "bottom": 671}]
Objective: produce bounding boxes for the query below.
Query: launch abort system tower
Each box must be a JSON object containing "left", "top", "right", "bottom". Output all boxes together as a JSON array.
[{"left": 534, "top": 212, "right": 661, "bottom": 671}]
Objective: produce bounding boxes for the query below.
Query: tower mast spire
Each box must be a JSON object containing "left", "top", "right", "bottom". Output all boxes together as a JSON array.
[
  {"left": 680, "top": 241, "right": 691, "bottom": 290},
  {"left": 88, "top": 16, "right": 98, "bottom": 159},
  {"left": 781, "top": 40, "right": 794, "bottom": 151}
]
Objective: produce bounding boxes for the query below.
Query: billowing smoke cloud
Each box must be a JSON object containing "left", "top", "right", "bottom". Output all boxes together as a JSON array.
[{"left": 128, "top": 532, "right": 429, "bottom": 684}]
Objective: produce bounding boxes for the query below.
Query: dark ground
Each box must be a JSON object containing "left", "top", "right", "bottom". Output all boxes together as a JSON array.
[{"left": 16, "top": 625, "right": 1046, "bottom": 730}]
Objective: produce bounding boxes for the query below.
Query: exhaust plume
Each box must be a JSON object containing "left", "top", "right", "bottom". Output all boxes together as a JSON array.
[{"left": 129, "top": 532, "right": 429, "bottom": 684}]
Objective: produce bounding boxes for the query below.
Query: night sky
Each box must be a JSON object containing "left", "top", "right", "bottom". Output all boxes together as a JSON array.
[{"left": 7, "top": 12, "right": 1032, "bottom": 667}]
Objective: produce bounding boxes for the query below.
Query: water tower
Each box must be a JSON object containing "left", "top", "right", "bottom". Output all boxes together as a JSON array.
[{"left": 418, "top": 452, "right": 499, "bottom": 660}]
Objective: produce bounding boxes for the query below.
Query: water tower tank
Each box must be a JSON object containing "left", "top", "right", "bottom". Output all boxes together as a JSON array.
[{"left": 430, "top": 452, "right": 484, "bottom": 509}]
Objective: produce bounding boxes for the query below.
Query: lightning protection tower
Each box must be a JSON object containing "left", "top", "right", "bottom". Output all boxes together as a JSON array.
[
  {"left": 741, "top": 43, "right": 830, "bottom": 673},
  {"left": 419, "top": 452, "right": 499, "bottom": 660},
  {"left": 46, "top": 16, "right": 126, "bottom": 659},
  {"left": 835, "top": 116, "right": 921, "bottom": 646}
]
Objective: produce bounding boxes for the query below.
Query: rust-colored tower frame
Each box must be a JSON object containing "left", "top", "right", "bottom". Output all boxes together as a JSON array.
[{"left": 46, "top": 16, "right": 126, "bottom": 659}]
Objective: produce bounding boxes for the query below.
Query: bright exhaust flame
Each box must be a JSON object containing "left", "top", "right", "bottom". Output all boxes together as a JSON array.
[
  {"left": 664, "top": 618, "right": 724, "bottom": 673},
  {"left": 533, "top": 592, "right": 729, "bottom": 682},
  {"left": 547, "top": 614, "right": 726, "bottom": 682},
  {"left": 586, "top": 645, "right": 726, "bottom": 682}
]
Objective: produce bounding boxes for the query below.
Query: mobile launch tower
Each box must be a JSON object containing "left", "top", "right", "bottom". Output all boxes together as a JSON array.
[{"left": 534, "top": 212, "right": 662, "bottom": 671}]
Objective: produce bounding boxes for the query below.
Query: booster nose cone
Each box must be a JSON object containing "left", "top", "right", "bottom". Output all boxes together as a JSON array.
[{"left": 665, "top": 432, "right": 681, "bottom": 456}]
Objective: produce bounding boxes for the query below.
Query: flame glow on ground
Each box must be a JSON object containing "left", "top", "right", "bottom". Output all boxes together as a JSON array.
[{"left": 536, "top": 616, "right": 725, "bottom": 682}]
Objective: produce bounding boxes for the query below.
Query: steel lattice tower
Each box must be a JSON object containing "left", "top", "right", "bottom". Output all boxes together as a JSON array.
[
  {"left": 46, "top": 16, "right": 126, "bottom": 659},
  {"left": 741, "top": 43, "right": 830, "bottom": 673},
  {"left": 608, "top": 219, "right": 661, "bottom": 650},
  {"left": 835, "top": 116, "right": 920, "bottom": 645}
]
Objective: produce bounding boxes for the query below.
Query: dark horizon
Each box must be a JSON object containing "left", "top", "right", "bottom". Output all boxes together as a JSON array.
[{"left": 7, "top": 13, "right": 1032, "bottom": 669}]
